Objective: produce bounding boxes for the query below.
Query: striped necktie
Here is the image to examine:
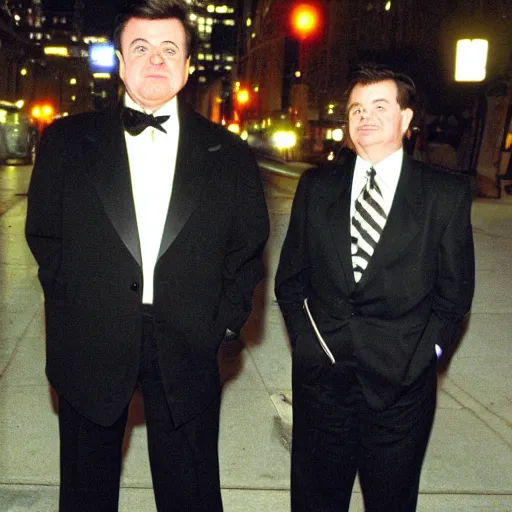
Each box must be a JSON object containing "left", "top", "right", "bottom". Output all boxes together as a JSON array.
[{"left": 351, "top": 167, "right": 387, "bottom": 282}]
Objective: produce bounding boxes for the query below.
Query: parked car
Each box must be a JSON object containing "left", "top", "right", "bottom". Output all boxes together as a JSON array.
[{"left": 0, "top": 100, "right": 39, "bottom": 165}]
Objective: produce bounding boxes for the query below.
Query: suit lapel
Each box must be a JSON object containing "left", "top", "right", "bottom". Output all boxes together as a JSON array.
[
  {"left": 358, "top": 154, "right": 424, "bottom": 287},
  {"left": 82, "top": 112, "right": 142, "bottom": 266},
  {"left": 157, "top": 102, "right": 212, "bottom": 259},
  {"left": 325, "top": 159, "right": 357, "bottom": 292}
]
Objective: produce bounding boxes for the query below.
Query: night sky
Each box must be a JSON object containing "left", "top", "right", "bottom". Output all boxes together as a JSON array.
[{"left": 43, "top": 0, "right": 124, "bottom": 35}]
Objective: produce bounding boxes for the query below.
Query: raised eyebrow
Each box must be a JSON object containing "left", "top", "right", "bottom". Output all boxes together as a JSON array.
[
  {"left": 129, "top": 39, "right": 180, "bottom": 51},
  {"left": 129, "top": 38, "right": 150, "bottom": 49},
  {"left": 372, "top": 98, "right": 390, "bottom": 105}
]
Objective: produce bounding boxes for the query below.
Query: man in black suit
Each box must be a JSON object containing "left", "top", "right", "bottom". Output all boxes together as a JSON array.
[
  {"left": 275, "top": 67, "right": 474, "bottom": 511},
  {"left": 25, "top": 1, "right": 269, "bottom": 510}
]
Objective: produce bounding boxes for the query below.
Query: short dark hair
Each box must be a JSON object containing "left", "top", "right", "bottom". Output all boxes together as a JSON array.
[
  {"left": 114, "top": 0, "right": 197, "bottom": 58},
  {"left": 346, "top": 66, "right": 416, "bottom": 111}
]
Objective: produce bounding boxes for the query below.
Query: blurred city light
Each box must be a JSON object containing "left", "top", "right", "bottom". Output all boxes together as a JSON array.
[
  {"left": 89, "top": 43, "right": 116, "bottom": 72},
  {"left": 455, "top": 39, "right": 488, "bottom": 82},
  {"left": 290, "top": 3, "right": 320, "bottom": 40},
  {"left": 32, "top": 103, "right": 55, "bottom": 120},
  {"left": 271, "top": 130, "right": 297, "bottom": 150},
  {"left": 236, "top": 89, "right": 250, "bottom": 105},
  {"left": 227, "top": 123, "right": 240, "bottom": 134},
  {"left": 44, "top": 46, "right": 69, "bottom": 57}
]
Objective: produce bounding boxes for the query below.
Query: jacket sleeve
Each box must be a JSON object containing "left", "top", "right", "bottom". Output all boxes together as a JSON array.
[
  {"left": 217, "top": 143, "right": 270, "bottom": 335},
  {"left": 274, "top": 170, "right": 312, "bottom": 345},
  {"left": 430, "top": 175, "right": 475, "bottom": 356},
  {"left": 25, "top": 122, "right": 64, "bottom": 298}
]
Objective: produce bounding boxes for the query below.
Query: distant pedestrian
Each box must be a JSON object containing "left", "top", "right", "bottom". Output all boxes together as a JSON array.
[
  {"left": 275, "top": 66, "right": 475, "bottom": 511},
  {"left": 25, "top": 0, "right": 269, "bottom": 510}
]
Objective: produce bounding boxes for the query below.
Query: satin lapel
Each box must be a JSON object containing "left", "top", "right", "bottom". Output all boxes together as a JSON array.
[
  {"left": 82, "top": 113, "right": 141, "bottom": 266},
  {"left": 157, "top": 103, "right": 210, "bottom": 259},
  {"left": 358, "top": 154, "right": 424, "bottom": 287},
  {"left": 326, "top": 162, "right": 356, "bottom": 292}
]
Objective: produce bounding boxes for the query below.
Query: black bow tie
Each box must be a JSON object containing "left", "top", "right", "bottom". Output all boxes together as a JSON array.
[{"left": 122, "top": 107, "right": 170, "bottom": 136}]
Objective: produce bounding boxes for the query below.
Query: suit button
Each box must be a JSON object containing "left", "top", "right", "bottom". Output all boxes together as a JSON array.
[{"left": 130, "top": 282, "right": 139, "bottom": 292}]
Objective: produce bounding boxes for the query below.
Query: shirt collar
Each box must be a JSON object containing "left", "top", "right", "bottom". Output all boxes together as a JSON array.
[{"left": 355, "top": 148, "right": 403, "bottom": 188}]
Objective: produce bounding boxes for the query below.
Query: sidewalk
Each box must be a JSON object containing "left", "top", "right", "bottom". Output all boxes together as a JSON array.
[{"left": 0, "top": 167, "right": 511, "bottom": 511}]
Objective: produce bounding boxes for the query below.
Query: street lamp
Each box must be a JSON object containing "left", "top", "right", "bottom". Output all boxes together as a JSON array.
[{"left": 290, "top": 3, "right": 321, "bottom": 75}]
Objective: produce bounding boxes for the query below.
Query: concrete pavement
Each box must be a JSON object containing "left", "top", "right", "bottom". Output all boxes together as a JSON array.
[{"left": 0, "top": 163, "right": 511, "bottom": 511}]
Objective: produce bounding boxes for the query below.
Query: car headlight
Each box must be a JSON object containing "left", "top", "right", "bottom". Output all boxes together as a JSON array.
[{"left": 270, "top": 131, "right": 297, "bottom": 150}]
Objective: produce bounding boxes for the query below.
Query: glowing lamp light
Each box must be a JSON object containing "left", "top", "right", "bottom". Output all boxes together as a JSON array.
[
  {"left": 332, "top": 128, "right": 344, "bottom": 142},
  {"left": 290, "top": 3, "right": 320, "bottom": 40},
  {"left": 271, "top": 131, "right": 297, "bottom": 150},
  {"left": 236, "top": 89, "right": 250, "bottom": 105},
  {"left": 455, "top": 39, "right": 488, "bottom": 82},
  {"left": 44, "top": 46, "right": 69, "bottom": 57},
  {"left": 32, "top": 103, "right": 55, "bottom": 120}
]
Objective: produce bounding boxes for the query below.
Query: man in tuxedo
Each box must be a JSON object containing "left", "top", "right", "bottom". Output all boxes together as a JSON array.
[
  {"left": 25, "top": 1, "right": 269, "bottom": 510},
  {"left": 275, "top": 67, "right": 474, "bottom": 511}
]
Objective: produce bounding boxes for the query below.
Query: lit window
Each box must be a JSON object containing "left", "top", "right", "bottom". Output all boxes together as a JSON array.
[
  {"left": 206, "top": 54, "right": 213, "bottom": 61},
  {"left": 199, "top": 76, "right": 207, "bottom": 83},
  {"left": 455, "top": 39, "right": 488, "bottom": 82},
  {"left": 225, "top": 56, "right": 234, "bottom": 62},
  {"left": 224, "top": 65, "right": 232, "bottom": 70},
  {"left": 207, "top": 5, "right": 214, "bottom": 12},
  {"left": 206, "top": 26, "right": 212, "bottom": 33},
  {"left": 215, "top": 6, "right": 228, "bottom": 14},
  {"left": 198, "top": 53, "right": 205, "bottom": 60},
  {"left": 246, "top": 17, "right": 252, "bottom": 27}
]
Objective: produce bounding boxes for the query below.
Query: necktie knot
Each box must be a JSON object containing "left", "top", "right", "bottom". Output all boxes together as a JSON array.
[
  {"left": 122, "top": 107, "right": 170, "bottom": 136},
  {"left": 366, "top": 166, "right": 379, "bottom": 193}
]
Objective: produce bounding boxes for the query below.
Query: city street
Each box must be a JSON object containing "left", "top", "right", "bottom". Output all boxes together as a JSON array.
[{"left": 0, "top": 161, "right": 511, "bottom": 511}]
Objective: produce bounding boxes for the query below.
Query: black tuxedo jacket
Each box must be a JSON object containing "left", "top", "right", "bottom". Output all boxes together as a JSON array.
[
  {"left": 26, "top": 101, "right": 269, "bottom": 427},
  {"left": 275, "top": 154, "right": 475, "bottom": 409}
]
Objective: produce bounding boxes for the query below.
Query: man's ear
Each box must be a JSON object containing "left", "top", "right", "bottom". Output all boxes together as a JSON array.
[
  {"left": 116, "top": 50, "right": 125, "bottom": 81},
  {"left": 401, "top": 108, "right": 414, "bottom": 134}
]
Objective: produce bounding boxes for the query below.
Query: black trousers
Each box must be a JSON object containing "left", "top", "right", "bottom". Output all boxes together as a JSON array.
[
  {"left": 58, "top": 311, "right": 223, "bottom": 512},
  {"left": 291, "top": 354, "right": 437, "bottom": 512}
]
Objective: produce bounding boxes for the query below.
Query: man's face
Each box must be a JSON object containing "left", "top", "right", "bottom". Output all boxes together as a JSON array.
[
  {"left": 347, "top": 80, "right": 413, "bottom": 163},
  {"left": 118, "top": 17, "right": 190, "bottom": 111}
]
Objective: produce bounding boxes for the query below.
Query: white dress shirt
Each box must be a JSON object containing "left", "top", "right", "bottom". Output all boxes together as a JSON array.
[
  {"left": 124, "top": 94, "right": 179, "bottom": 304},
  {"left": 350, "top": 148, "right": 404, "bottom": 220}
]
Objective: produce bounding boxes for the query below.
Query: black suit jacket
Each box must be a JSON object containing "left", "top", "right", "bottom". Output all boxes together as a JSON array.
[
  {"left": 26, "top": 101, "right": 269, "bottom": 427},
  {"left": 275, "top": 154, "right": 474, "bottom": 409}
]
